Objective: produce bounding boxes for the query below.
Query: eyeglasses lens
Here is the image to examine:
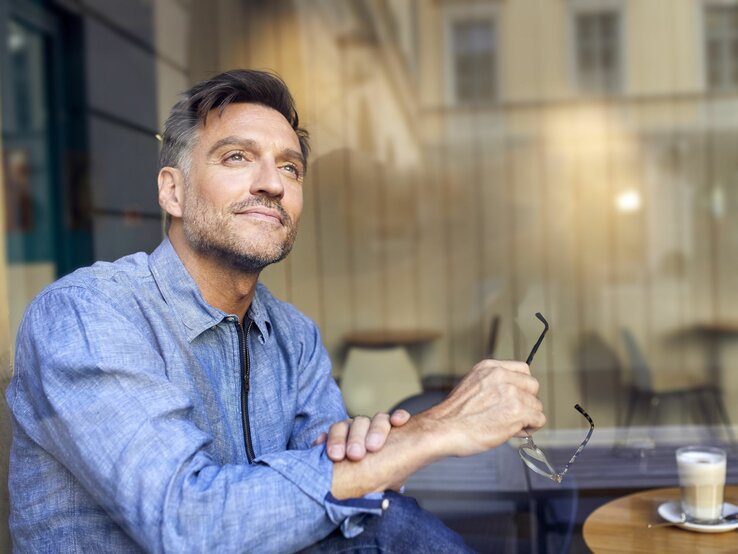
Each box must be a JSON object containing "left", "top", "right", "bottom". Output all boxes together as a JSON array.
[{"left": 519, "top": 444, "right": 557, "bottom": 478}]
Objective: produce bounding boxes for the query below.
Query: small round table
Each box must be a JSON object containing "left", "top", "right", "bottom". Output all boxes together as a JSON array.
[{"left": 583, "top": 486, "right": 738, "bottom": 553}]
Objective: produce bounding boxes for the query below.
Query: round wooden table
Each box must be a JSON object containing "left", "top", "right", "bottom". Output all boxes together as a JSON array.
[{"left": 583, "top": 486, "right": 738, "bottom": 553}]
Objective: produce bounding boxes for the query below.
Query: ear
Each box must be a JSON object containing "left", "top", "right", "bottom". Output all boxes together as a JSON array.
[{"left": 158, "top": 167, "right": 185, "bottom": 219}]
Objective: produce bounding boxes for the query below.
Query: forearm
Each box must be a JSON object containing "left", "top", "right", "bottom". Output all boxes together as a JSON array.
[
  {"left": 330, "top": 413, "right": 449, "bottom": 499},
  {"left": 331, "top": 360, "right": 548, "bottom": 499}
]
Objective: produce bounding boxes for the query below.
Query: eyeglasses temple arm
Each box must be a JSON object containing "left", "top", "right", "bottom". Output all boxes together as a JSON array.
[
  {"left": 525, "top": 312, "right": 549, "bottom": 365},
  {"left": 557, "top": 404, "right": 595, "bottom": 480}
]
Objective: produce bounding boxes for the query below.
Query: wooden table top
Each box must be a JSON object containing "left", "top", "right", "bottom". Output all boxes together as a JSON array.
[
  {"left": 697, "top": 322, "right": 738, "bottom": 334},
  {"left": 677, "top": 321, "right": 738, "bottom": 336},
  {"left": 344, "top": 330, "right": 441, "bottom": 347},
  {"left": 583, "top": 486, "right": 738, "bottom": 553}
]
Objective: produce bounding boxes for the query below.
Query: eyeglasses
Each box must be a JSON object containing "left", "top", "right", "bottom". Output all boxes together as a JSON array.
[{"left": 518, "top": 312, "right": 595, "bottom": 483}]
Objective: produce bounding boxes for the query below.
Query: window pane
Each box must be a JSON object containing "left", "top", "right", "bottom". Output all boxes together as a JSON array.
[
  {"left": 452, "top": 19, "right": 496, "bottom": 103},
  {"left": 705, "top": 6, "right": 738, "bottom": 90},
  {"left": 575, "top": 11, "right": 621, "bottom": 94}
]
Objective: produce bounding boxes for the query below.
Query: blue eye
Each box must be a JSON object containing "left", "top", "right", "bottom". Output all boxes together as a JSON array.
[
  {"left": 227, "top": 152, "right": 245, "bottom": 162},
  {"left": 282, "top": 164, "right": 301, "bottom": 178}
]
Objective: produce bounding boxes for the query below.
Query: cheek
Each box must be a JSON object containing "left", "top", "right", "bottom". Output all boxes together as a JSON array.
[
  {"left": 185, "top": 186, "right": 230, "bottom": 215},
  {"left": 284, "top": 186, "right": 303, "bottom": 220}
]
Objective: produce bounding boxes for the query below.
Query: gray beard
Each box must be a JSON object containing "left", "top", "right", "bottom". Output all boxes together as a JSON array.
[
  {"left": 185, "top": 231, "right": 292, "bottom": 273},
  {"left": 182, "top": 196, "right": 298, "bottom": 274}
]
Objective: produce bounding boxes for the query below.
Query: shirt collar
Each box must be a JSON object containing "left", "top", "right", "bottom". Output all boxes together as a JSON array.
[
  {"left": 246, "top": 284, "right": 273, "bottom": 342},
  {"left": 149, "top": 238, "right": 273, "bottom": 342}
]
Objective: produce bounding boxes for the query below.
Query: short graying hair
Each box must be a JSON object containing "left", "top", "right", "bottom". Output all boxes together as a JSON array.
[{"left": 159, "top": 69, "right": 310, "bottom": 174}]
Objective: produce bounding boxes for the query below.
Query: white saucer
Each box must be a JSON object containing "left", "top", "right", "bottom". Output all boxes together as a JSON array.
[{"left": 657, "top": 501, "right": 738, "bottom": 533}]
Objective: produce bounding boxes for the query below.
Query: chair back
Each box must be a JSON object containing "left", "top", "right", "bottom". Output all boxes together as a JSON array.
[
  {"left": 390, "top": 390, "right": 447, "bottom": 415},
  {"left": 486, "top": 315, "right": 501, "bottom": 359},
  {"left": 621, "top": 329, "right": 653, "bottom": 391}
]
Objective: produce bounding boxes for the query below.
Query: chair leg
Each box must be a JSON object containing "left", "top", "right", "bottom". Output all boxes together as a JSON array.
[
  {"left": 709, "top": 389, "right": 738, "bottom": 448},
  {"left": 692, "top": 390, "right": 710, "bottom": 425},
  {"left": 617, "top": 388, "right": 640, "bottom": 447},
  {"left": 647, "top": 395, "right": 661, "bottom": 428},
  {"left": 646, "top": 395, "right": 661, "bottom": 445}
]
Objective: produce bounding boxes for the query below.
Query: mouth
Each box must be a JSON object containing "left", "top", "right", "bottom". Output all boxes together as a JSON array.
[{"left": 236, "top": 208, "right": 284, "bottom": 226}]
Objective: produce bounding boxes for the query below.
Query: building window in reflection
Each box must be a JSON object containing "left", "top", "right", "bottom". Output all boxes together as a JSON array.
[
  {"left": 705, "top": 4, "right": 738, "bottom": 90},
  {"left": 574, "top": 10, "right": 622, "bottom": 95},
  {"left": 450, "top": 18, "right": 497, "bottom": 104}
]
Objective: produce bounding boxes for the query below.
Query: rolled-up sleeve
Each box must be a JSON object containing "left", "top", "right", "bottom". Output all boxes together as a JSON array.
[{"left": 275, "top": 304, "right": 388, "bottom": 539}]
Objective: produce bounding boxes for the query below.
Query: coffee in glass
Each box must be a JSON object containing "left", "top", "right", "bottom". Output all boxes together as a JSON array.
[{"left": 676, "top": 446, "right": 727, "bottom": 523}]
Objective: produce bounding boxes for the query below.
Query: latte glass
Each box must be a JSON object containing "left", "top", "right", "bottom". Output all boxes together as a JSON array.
[{"left": 676, "top": 446, "right": 727, "bottom": 523}]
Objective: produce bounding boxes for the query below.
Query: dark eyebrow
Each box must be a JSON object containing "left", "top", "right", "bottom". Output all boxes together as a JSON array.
[
  {"left": 206, "top": 137, "right": 259, "bottom": 158},
  {"left": 207, "top": 136, "right": 306, "bottom": 169},
  {"left": 281, "top": 148, "right": 306, "bottom": 171}
]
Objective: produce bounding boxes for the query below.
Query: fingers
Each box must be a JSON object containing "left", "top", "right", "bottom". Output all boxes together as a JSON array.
[
  {"left": 345, "top": 416, "right": 371, "bottom": 460},
  {"left": 516, "top": 413, "right": 547, "bottom": 436},
  {"left": 504, "top": 370, "right": 541, "bottom": 396},
  {"left": 325, "top": 419, "right": 351, "bottom": 461},
  {"left": 467, "top": 361, "right": 540, "bottom": 396},
  {"left": 508, "top": 386, "right": 547, "bottom": 434},
  {"left": 362, "top": 413, "right": 391, "bottom": 453},
  {"left": 324, "top": 411, "right": 411, "bottom": 461},
  {"left": 448, "top": 361, "right": 547, "bottom": 443},
  {"left": 524, "top": 404, "right": 547, "bottom": 432},
  {"left": 389, "top": 409, "right": 411, "bottom": 427},
  {"left": 475, "top": 358, "right": 531, "bottom": 375},
  {"left": 326, "top": 414, "right": 376, "bottom": 462}
]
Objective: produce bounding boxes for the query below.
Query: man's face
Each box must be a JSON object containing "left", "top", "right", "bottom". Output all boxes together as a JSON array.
[{"left": 180, "top": 103, "right": 305, "bottom": 272}]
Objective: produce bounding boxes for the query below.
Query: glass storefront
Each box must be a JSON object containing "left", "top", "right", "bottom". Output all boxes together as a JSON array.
[{"left": 1, "top": 1, "right": 737, "bottom": 551}]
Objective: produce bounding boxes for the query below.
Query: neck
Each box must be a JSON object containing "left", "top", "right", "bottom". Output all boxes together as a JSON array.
[{"left": 168, "top": 224, "right": 260, "bottom": 321}]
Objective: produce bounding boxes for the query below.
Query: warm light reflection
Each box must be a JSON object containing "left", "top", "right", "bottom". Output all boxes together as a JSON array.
[
  {"left": 711, "top": 186, "right": 725, "bottom": 218},
  {"left": 616, "top": 190, "right": 641, "bottom": 212}
]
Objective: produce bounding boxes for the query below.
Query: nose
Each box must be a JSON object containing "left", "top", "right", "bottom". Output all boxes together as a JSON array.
[{"left": 251, "top": 159, "right": 285, "bottom": 198}]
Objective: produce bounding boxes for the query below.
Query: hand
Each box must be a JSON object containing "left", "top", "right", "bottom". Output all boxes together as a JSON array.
[
  {"left": 424, "top": 359, "right": 546, "bottom": 458},
  {"left": 313, "top": 410, "right": 411, "bottom": 461}
]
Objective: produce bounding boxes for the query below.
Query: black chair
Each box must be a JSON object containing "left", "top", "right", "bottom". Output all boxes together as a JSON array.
[
  {"left": 392, "top": 316, "right": 503, "bottom": 414},
  {"left": 620, "top": 328, "right": 736, "bottom": 446},
  {"left": 485, "top": 315, "right": 501, "bottom": 359},
  {"left": 391, "top": 389, "right": 446, "bottom": 415}
]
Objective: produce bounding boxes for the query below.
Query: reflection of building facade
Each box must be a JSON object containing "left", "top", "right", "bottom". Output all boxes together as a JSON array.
[
  {"left": 415, "top": 0, "right": 738, "bottom": 433},
  {"left": 3, "top": 6, "right": 738, "bottom": 547}
]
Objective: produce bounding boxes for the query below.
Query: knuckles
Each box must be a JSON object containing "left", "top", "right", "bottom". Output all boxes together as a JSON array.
[
  {"left": 328, "top": 420, "right": 351, "bottom": 437},
  {"left": 372, "top": 412, "right": 391, "bottom": 424},
  {"left": 352, "top": 415, "right": 371, "bottom": 426}
]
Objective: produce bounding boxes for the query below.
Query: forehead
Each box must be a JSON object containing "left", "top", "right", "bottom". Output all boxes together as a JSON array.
[{"left": 198, "top": 102, "right": 300, "bottom": 150}]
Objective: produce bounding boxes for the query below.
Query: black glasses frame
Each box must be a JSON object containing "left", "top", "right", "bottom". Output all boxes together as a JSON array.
[{"left": 518, "top": 312, "right": 595, "bottom": 483}]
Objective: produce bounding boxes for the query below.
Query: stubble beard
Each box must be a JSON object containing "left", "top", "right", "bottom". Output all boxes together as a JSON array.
[{"left": 182, "top": 184, "right": 299, "bottom": 274}]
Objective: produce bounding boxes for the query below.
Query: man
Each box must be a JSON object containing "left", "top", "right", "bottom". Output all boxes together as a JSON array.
[{"left": 6, "top": 70, "right": 545, "bottom": 552}]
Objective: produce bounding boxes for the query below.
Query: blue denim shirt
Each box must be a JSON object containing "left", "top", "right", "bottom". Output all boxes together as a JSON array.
[{"left": 7, "top": 238, "right": 386, "bottom": 553}]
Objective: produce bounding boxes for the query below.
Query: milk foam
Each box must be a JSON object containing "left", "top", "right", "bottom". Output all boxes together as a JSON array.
[{"left": 677, "top": 451, "right": 726, "bottom": 485}]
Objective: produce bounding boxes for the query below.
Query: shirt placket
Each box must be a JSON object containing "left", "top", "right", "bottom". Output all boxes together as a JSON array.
[{"left": 230, "top": 316, "right": 256, "bottom": 463}]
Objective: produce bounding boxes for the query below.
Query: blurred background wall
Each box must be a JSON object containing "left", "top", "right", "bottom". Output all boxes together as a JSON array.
[{"left": 2, "top": 3, "right": 738, "bottom": 525}]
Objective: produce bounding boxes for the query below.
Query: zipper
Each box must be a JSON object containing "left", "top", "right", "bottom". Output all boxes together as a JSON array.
[{"left": 235, "top": 317, "right": 256, "bottom": 463}]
